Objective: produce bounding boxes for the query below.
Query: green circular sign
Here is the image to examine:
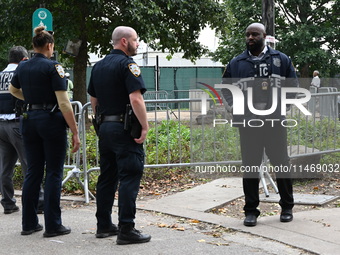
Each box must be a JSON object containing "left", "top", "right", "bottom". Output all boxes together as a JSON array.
[{"left": 32, "top": 8, "right": 53, "bottom": 36}]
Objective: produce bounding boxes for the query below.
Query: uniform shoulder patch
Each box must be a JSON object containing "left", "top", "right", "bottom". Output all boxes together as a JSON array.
[
  {"left": 273, "top": 58, "right": 281, "bottom": 68},
  {"left": 128, "top": 63, "right": 141, "bottom": 77},
  {"left": 55, "top": 64, "right": 65, "bottom": 78}
]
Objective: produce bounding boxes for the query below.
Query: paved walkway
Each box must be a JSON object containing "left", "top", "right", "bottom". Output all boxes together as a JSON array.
[
  {"left": 1, "top": 178, "right": 339, "bottom": 255},
  {"left": 138, "top": 178, "right": 340, "bottom": 255}
]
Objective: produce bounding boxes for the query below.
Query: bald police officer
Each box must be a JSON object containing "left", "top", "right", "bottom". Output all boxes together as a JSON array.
[
  {"left": 88, "top": 26, "right": 151, "bottom": 245},
  {"left": 222, "top": 23, "right": 296, "bottom": 226}
]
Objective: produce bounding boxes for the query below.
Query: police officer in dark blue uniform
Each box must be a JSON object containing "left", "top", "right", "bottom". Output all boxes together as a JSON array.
[
  {"left": 9, "top": 26, "right": 80, "bottom": 237},
  {"left": 0, "top": 46, "right": 44, "bottom": 215},
  {"left": 0, "top": 46, "right": 28, "bottom": 214},
  {"left": 222, "top": 23, "right": 297, "bottom": 227},
  {"left": 88, "top": 26, "right": 151, "bottom": 245}
]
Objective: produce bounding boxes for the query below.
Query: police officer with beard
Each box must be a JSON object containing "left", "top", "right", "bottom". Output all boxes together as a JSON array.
[
  {"left": 88, "top": 26, "right": 151, "bottom": 245},
  {"left": 222, "top": 23, "right": 297, "bottom": 227}
]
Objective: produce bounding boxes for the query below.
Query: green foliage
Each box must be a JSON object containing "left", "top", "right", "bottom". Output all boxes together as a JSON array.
[
  {"left": 0, "top": 0, "right": 227, "bottom": 103},
  {"left": 143, "top": 120, "right": 191, "bottom": 181},
  {"left": 62, "top": 126, "right": 99, "bottom": 193},
  {"left": 191, "top": 124, "right": 241, "bottom": 162},
  {"left": 13, "top": 117, "right": 340, "bottom": 193},
  {"left": 211, "top": 0, "right": 261, "bottom": 64},
  {"left": 212, "top": 0, "right": 339, "bottom": 78},
  {"left": 145, "top": 120, "right": 191, "bottom": 165},
  {"left": 288, "top": 117, "right": 340, "bottom": 151},
  {"left": 288, "top": 116, "right": 340, "bottom": 165},
  {"left": 12, "top": 165, "right": 25, "bottom": 189}
]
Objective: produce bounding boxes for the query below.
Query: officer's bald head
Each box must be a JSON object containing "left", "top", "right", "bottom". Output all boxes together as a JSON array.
[
  {"left": 246, "top": 23, "right": 266, "bottom": 34},
  {"left": 111, "top": 26, "right": 136, "bottom": 46}
]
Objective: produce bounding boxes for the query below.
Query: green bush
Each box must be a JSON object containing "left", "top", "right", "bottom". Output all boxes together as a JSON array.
[
  {"left": 145, "top": 120, "right": 191, "bottom": 164},
  {"left": 143, "top": 120, "right": 191, "bottom": 181},
  {"left": 191, "top": 124, "right": 240, "bottom": 162},
  {"left": 13, "top": 117, "right": 340, "bottom": 193}
]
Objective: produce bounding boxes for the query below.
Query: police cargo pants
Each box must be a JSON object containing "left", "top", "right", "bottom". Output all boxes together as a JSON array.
[
  {"left": 96, "top": 121, "right": 144, "bottom": 230},
  {"left": 21, "top": 110, "right": 67, "bottom": 232},
  {"left": 238, "top": 121, "right": 294, "bottom": 216}
]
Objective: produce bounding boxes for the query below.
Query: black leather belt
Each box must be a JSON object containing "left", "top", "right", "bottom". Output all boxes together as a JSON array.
[
  {"left": 103, "top": 115, "right": 124, "bottom": 122},
  {"left": 28, "top": 104, "right": 56, "bottom": 110}
]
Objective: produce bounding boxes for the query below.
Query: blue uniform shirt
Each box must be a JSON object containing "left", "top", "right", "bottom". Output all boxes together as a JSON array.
[
  {"left": 87, "top": 49, "right": 146, "bottom": 116},
  {"left": 11, "top": 53, "right": 66, "bottom": 104}
]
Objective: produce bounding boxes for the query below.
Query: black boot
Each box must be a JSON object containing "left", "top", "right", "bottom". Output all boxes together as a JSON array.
[{"left": 117, "top": 223, "right": 151, "bottom": 245}]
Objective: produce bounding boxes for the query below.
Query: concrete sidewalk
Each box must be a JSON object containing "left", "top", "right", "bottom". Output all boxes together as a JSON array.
[
  {"left": 2, "top": 178, "right": 339, "bottom": 255},
  {"left": 137, "top": 178, "right": 340, "bottom": 255},
  {"left": 1, "top": 198, "right": 307, "bottom": 255}
]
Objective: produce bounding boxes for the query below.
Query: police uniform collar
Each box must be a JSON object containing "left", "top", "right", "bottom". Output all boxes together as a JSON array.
[
  {"left": 237, "top": 46, "right": 278, "bottom": 61},
  {"left": 111, "top": 49, "right": 128, "bottom": 56},
  {"left": 34, "top": 53, "right": 48, "bottom": 59},
  {"left": 3, "top": 63, "right": 18, "bottom": 72}
]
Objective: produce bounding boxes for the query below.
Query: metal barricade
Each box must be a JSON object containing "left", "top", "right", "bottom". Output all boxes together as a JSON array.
[
  {"left": 143, "top": 91, "right": 177, "bottom": 119},
  {"left": 77, "top": 92, "right": 340, "bottom": 202},
  {"left": 319, "top": 87, "right": 338, "bottom": 118},
  {"left": 62, "top": 101, "right": 88, "bottom": 193}
]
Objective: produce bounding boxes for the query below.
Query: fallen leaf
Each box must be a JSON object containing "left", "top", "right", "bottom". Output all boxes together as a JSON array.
[
  {"left": 175, "top": 227, "right": 185, "bottom": 231},
  {"left": 158, "top": 223, "right": 169, "bottom": 228},
  {"left": 206, "top": 241, "right": 230, "bottom": 246}
]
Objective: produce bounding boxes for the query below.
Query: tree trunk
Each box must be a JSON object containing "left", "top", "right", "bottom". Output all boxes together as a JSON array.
[
  {"left": 299, "top": 63, "right": 310, "bottom": 89},
  {"left": 73, "top": 40, "right": 88, "bottom": 105},
  {"left": 262, "top": 0, "right": 274, "bottom": 36}
]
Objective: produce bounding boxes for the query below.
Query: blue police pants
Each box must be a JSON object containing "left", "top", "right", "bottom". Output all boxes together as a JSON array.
[
  {"left": 96, "top": 121, "right": 144, "bottom": 230},
  {"left": 21, "top": 110, "right": 67, "bottom": 232},
  {"left": 239, "top": 121, "right": 294, "bottom": 216}
]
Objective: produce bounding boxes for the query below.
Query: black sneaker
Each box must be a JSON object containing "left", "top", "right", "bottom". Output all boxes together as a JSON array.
[
  {"left": 43, "top": 225, "right": 71, "bottom": 238},
  {"left": 4, "top": 205, "right": 19, "bottom": 214},
  {"left": 117, "top": 226, "right": 151, "bottom": 245},
  {"left": 95, "top": 224, "right": 119, "bottom": 238},
  {"left": 21, "top": 224, "right": 43, "bottom": 235}
]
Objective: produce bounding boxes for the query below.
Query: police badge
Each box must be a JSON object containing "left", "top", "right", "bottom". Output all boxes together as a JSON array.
[
  {"left": 55, "top": 64, "right": 65, "bottom": 78},
  {"left": 128, "top": 63, "right": 141, "bottom": 77},
  {"left": 273, "top": 58, "right": 281, "bottom": 68}
]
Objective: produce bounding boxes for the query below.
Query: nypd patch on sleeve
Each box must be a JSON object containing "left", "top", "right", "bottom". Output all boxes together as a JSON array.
[
  {"left": 55, "top": 64, "right": 65, "bottom": 78},
  {"left": 128, "top": 63, "right": 141, "bottom": 77}
]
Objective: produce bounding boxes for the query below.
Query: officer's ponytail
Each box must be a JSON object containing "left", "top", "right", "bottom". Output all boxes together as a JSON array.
[{"left": 33, "top": 26, "right": 54, "bottom": 49}]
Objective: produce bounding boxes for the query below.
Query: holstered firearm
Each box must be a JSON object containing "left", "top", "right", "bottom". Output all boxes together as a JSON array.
[
  {"left": 14, "top": 100, "right": 27, "bottom": 118},
  {"left": 124, "top": 104, "right": 142, "bottom": 138},
  {"left": 92, "top": 105, "right": 102, "bottom": 136}
]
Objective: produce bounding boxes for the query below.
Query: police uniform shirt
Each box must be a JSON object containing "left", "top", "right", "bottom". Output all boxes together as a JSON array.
[
  {"left": 10, "top": 53, "right": 66, "bottom": 104},
  {"left": 249, "top": 46, "right": 270, "bottom": 110},
  {"left": 87, "top": 49, "right": 146, "bottom": 116},
  {"left": 0, "top": 63, "right": 19, "bottom": 119}
]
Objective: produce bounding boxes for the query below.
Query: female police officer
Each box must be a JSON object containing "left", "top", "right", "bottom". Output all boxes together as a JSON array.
[{"left": 9, "top": 26, "right": 80, "bottom": 237}]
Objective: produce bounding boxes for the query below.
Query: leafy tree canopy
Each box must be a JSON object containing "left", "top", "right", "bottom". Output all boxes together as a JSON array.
[
  {"left": 0, "top": 0, "right": 226, "bottom": 103},
  {"left": 212, "top": 0, "right": 339, "bottom": 79}
]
